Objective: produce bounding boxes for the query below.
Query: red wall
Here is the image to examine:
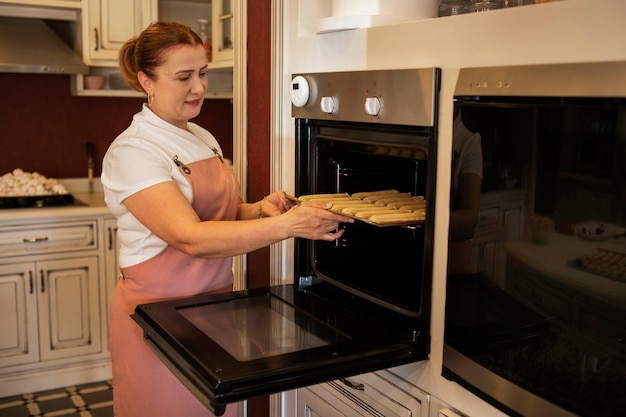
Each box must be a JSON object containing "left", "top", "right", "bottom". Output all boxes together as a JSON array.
[
  {"left": 0, "top": 73, "right": 233, "bottom": 179},
  {"left": 245, "top": 0, "right": 272, "bottom": 290}
]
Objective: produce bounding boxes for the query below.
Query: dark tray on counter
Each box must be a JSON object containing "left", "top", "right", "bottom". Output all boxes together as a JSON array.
[{"left": 0, "top": 194, "right": 75, "bottom": 209}]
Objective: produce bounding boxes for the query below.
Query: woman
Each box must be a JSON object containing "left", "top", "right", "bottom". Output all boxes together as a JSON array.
[
  {"left": 447, "top": 107, "right": 483, "bottom": 275},
  {"left": 101, "top": 21, "right": 352, "bottom": 417}
]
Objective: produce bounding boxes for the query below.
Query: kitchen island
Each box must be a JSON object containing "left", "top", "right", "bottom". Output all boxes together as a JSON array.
[{"left": 503, "top": 230, "right": 626, "bottom": 306}]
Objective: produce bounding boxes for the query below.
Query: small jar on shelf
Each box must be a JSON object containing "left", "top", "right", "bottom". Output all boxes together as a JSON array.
[
  {"left": 469, "top": 0, "right": 504, "bottom": 12},
  {"left": 439, "top": 0, "right": 470, "bottom": 16}
]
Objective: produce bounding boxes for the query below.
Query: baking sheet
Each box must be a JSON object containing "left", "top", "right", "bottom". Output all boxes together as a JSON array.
[
  {"left": 568, "top": 248, "right": 626, "bottom": 283},
  {"left": 286, "top": 194, "right": 426, "bottom": 227},
  {"left": 0, "top": 194, "right": 75, "bottom": 209}
]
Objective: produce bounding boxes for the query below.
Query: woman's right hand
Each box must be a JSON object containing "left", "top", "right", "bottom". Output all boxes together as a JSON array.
[{"left": 284, "top": 201, "right": 354, "bottom": 241}]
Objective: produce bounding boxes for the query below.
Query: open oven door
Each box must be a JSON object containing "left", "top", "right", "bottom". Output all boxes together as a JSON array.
[{"left": 132, "top": 282, "right": 428, "bottom": 416}]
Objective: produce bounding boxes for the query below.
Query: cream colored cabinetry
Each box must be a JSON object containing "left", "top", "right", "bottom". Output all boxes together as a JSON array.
[
  {"left": 75, "top": 0, "right": 234, "bottom": 97},
  {"left": 158, "top": 0, "right": 234, "bottom": 97},
  {"left": 472, "top": 190, "right": 525, "bottom": 288},
  {"left": 103, "top": 217, "right": 119, "bottom": 350},
  {"left": 0, "top": 0, "right": 80, "bottom": 7},
  {"left": 73, "top": 0, "right": 157, "bottom": 96},
  {"left": 0, "top": 262, "right": 38, "bottom": 368},
  {"left": 83, "top": 0, "right": 156, "bottom": 65},
  {"left": 0, "top": 218, "right": 111, "bottom": 397},
  {"left": 211, "top": 0, "right": 233, "bottom": 65},
  {"left": 296, "top": 371, "right": 428, "bottom": 417},
  {"left": 0, "top": 257, "right": 101, "bottom": 367}
]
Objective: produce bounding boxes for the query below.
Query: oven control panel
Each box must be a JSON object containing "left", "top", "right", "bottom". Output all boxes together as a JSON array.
[{"left": 290, "top": 68, "right": 439, "bottom": 127}]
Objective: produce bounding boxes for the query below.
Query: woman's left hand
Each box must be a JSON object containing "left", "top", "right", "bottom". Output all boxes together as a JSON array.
[{"left": 260, "top": 191, "right": 296, "bottom": 217}]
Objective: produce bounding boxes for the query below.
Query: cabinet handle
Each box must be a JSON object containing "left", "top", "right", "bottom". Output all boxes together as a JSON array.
[
  {"left": 40, "top": 270, "right": 45, "bottom": 293},
  {"left": 94, "top": 28, "right": 99, "bottom": 51},
  {"left": 108, "top": 227, "right": 118, "bottom": 250},
  {"left": 23, "top": 236, "right": 49, "bottom": 243},
  {"left": 29, "top": 271, "right": 34, "bottom": 294},
  {"left": 340, "top": 378, "right": 364, "bottom": 391}
]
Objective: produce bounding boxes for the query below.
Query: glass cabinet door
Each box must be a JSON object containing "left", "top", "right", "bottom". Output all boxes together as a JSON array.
[{"left": 213, "top": 0, "right": 234, "bottom": 62}]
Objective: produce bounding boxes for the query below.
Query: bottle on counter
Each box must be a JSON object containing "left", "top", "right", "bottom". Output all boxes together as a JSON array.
[{"left": 197, "top": 18, "right": 211, "bottom": 61}]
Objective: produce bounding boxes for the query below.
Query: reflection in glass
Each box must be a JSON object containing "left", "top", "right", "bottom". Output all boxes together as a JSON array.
[
  {"left": 446, "top": 99, "right": 626, "bottom": 417},
  {"left": 178, "top": 295, "right": 349, "bottom": 361}
]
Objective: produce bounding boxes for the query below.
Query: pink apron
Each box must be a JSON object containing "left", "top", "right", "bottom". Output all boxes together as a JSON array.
[{"left": 110, "top": 156, "right": 241, "bottom": 417}]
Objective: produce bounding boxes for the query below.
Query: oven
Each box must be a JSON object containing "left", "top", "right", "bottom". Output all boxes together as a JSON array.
[
  {"left": 131, "top": 68, "right": 440, "bottom": 416},
  {"left": 443, "top": 62, "right": 626, "bottom": 417}
]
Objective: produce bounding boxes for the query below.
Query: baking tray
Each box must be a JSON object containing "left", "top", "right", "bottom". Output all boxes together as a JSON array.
[
  {"left": 328, "top": 208, "right": 425, "bottom": 227},
  {"left": 568, "top": 247, "right": 626, "bottom": 283},
  {"left": 0, "top": 194, "right": 75, "bottom": 209},
  {"left": 286, "top": 194, "right": 426, "bottom": 227}
]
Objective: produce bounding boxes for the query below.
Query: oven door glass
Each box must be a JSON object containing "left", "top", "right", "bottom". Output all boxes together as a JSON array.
[{"left": 132, "top": 284, "right": 427, "bottom": 416}]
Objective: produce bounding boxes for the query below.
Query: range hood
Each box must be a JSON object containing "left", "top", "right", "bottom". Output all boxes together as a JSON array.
[{"left": 0, "top": 16, "right": 88, "bottom": 75}]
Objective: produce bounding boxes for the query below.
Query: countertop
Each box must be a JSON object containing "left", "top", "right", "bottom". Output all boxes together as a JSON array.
[
  {"left": 0, "top": 178, "right": 112, "bottom": 222},
  {"left": 503, "top": 230, "right": 626, "bottom": 305}
]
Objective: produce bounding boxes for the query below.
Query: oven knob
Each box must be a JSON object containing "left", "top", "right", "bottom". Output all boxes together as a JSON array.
[
  {"left": 290, "top": 75, "right": 310, "bottom": 107},
  {"left": 320, "top": 96, "right": 336, "bottom": 114},
  {"left": 364, "top": 97, "right": 381, "bottom": 116}
]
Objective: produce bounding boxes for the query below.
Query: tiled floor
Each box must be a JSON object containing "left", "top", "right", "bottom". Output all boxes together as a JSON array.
[{"left": 0, "top": 380, "right": 112, "bottom": 417}]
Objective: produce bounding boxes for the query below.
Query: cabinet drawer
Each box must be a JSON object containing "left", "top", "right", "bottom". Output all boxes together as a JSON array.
[
  {"left": 476, "top": 206, "right": 499, "bottom": 230},
  {"left": 0, "top": 222, "right": 96, "bottom": 256},
  {"left": 506, "top": 265, "right": 570, "bottom": 321}
]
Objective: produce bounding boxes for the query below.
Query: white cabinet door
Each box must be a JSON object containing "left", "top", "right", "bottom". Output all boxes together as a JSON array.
[
  {"left": 85, "top": 0, "right": 157, "bottom": 64},
  {"left": 103, "top": 218, "right": 119, "bottom": 351},
  {"left": 0, "top": 263, "right": 38, "bottom": 368},
  {"left": 37, "top": 257, "right": 102, "bottom": 361}
]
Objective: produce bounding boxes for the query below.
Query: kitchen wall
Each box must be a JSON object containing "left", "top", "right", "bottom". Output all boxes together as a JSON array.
[
  {"left": 276, "top": 0, "right": 626, "bottom": 416},
  {"left": 0, "top": 73, "right": 233, "bottom": 179}
]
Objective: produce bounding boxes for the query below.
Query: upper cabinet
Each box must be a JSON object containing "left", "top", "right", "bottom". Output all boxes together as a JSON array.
[
  {"left": 1, "top": 0, "right": 81, "bottom": 6},
  {"left": 158, "top": 0, "right": 233, "bottom": 69},
  {"left": 82, "top": 0, "right": 157, "bottom": 65},
  {"left": 211, "top": 0, "right": 233, "bottom": 66},
  {"left": 74, "top": 0, "right": 233, "bottom": 97}
]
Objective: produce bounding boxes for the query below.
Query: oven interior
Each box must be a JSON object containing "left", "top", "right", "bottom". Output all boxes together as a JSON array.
[{"left": 295, "top": 119, "right": 435, "bottom": 320}]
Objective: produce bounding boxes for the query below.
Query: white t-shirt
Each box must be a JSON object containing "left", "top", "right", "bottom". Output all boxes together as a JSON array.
[
  {"left": 101, "top": 104, "right": 224, "bottom": 268},
  {"left": 452, "top": 111, "right": 483, "bottom": 199}
]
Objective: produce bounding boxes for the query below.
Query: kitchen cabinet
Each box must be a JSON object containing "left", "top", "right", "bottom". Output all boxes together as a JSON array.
[
  {"left": 103, "top": 217, "right": 119, "bottom": 349},
  {"left": 74, "top": 0, "right": 234, "bottom": 98},
  {"left": 0, "top": 262, "right": 38, "bottom": 368},
  {"left": 0, "top": 216, "right": 111, "bottom": 397},
  {"left": 211, "top": 0, "right": 233, "bottom": 64},
  {"left": 472, "top": 190, "right": 525, "bottom": 288},
  {"left": 0, "top": 221, "right": 102, "bottom": 369},
  {"left": 82, "top": 0, "right": 157, "bottom": 65},
  {"left": 0, "top": 257, "right": 101, "bottom": 366},
  {"left": 1, "top": 0, "right": 81, "bottom": 7},
  {"left": 295, "top": 371, "right": 428, "bottom": 417},
  {"left": 73, "top": 0, "right": 157, "bottom": 97}
]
